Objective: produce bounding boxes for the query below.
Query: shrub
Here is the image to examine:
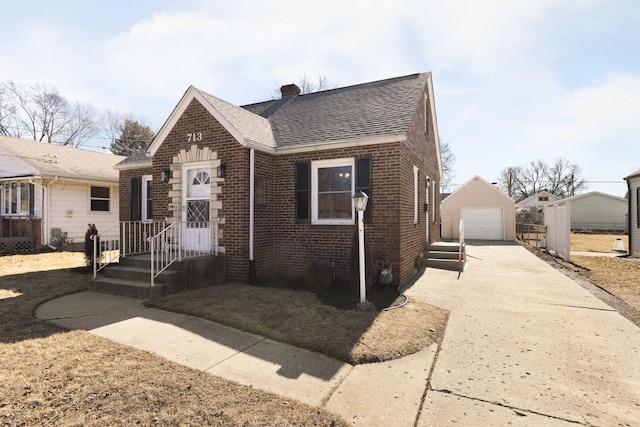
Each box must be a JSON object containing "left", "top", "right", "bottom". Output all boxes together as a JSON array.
[{"left": 84, "top": 223, "right": 100, "bottom": 267}]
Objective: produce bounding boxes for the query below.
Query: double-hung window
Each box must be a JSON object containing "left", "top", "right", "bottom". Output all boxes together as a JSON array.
[
  {"left": 90, "top": 185, "right": 110, "bottom": 212},
  {"left": 2, "top": 182, "right": 30, "bottom": 216},
  {"left": 312, "top": 158, "right": 355, "bottom": 225}
]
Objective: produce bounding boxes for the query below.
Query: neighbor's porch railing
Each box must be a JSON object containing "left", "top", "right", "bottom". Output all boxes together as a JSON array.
[{"left": 148, "top": 219, "right": 220, "bottom": 286}]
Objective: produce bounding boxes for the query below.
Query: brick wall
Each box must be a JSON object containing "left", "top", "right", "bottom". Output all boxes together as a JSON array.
[{"left": 119, "top": 91, "right": 442, "bottom": 287}]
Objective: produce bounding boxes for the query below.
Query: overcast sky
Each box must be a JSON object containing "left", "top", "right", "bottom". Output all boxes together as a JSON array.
[{"left": 1, "top": 0, "right": 638, "bottom": 196}]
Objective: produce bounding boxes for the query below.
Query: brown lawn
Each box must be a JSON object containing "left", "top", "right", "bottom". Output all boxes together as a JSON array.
[
  {"left": 566, "top": 233, "right": 640, "bottom": 312},
  {"left": 0, "top": 252, "right": 348, "bottom": 426},
  {"left": 571, "top": 232, "right": 629, "bottom": 253},
  {"left": 0, "top": 251, "right": 450, "bottom": 425}
]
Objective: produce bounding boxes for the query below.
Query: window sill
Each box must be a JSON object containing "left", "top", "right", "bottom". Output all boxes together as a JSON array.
[{"left": 312, "top": 219, "right": 355, "bottom": 226}]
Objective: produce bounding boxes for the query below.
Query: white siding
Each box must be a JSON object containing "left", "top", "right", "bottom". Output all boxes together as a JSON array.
[
  {"left": 629, "top": 177, "right": 640, "bottom": 257},
  {"left": 570, "top": 194, "right": 627, "bottom": 231},
  {"left": 0, "top": 147, "right": 36, "bottom": 178},
  {"left": 47, "top": 182, "right": 119, "bottom": 244}
]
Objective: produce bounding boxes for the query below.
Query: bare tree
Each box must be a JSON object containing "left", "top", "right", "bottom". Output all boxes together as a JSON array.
[
  {"left": 498, "top": 158, "right": 587, "bottom": 201},
  {"left": 439, "top": 140, "right": 456, "bottom": 193},
  {"left": 0, "top": 80, "right": 98, "bottom": 147}
]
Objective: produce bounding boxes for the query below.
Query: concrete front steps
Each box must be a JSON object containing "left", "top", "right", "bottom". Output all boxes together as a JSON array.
[
  {"left": 89, "top": 253, "right": 225, "bottom": 299},
  {"left": 423, "top": 242, "right": 466, "bottom": 271}
]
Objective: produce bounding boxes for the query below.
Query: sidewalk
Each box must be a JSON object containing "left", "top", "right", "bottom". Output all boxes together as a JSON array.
[
  {"left": 35, "top": 291, "right": 437, "bottom": 426},
  {"left": 36, "top": 242, "right": 640, "bottom": 426}
]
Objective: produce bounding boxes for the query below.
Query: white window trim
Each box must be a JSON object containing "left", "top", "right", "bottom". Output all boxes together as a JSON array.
[
  {"left": 311, "top": 158, "right": 355, "bottom": 225},
  {"left": 89, "top": 184, "right": 111, "bottom": 213},
  {"left": 432, "top": 177, "right": 436, "bottom": 224},
  {"left": 142, "top": 174, "right": 153, "bottom": 222},
  {"left": 2, "top": 182, "right": 30, "bottom": 216},
  {"left": 414, "top": 166, "right": 419, "bottom": 224}
]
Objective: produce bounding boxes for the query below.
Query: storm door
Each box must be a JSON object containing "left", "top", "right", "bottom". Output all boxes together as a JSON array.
[{"left": 182, "top": 164, "right": 211, "bottom": 252}]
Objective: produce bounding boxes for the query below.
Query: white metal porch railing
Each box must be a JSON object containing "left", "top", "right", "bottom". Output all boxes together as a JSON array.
[
  {"left": 92, "top": 221, "right": 167, "bottom": 278},
  {"left": 149, "top": 219, "right": 220, "bottom": 286},
  {"left": 92, "top": 219, "right": 220, "bottom": 282}
]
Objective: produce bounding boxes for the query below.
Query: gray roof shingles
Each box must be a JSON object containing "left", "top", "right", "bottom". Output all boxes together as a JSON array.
[
  {"left": 0, "top": 136, "right": 124, "bottom": 181},
  {"left": 241, "top": 73, "right": 429, "bottom": 147}
]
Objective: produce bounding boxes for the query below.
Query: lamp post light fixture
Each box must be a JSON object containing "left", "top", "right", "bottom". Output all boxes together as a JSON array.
[{"left": 352, "top": 191, "right": 370, "bottom": 308}]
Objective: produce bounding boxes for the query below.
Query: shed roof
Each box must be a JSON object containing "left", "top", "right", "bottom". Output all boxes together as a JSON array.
[{"left": 0, "top": 136, "right": 124, "bottom": 182}]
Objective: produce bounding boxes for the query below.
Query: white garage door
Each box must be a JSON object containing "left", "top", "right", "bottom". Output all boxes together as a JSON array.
[{"left": 461, "top": 207, "right": 504, "bottom": 240}]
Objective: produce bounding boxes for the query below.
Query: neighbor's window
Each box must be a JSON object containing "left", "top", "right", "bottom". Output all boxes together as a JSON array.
[
  {"left": 2, "top": 182, "right": 30, "bottom": 216},
  {"left": 538, "top": 195, "right": 549, "bottom": 202},
  {"left": 312, "top": 158, "right": 354, "bottom": 225},
  {"left": 90, "top": 185, "right": 110, "bottom": 212}
]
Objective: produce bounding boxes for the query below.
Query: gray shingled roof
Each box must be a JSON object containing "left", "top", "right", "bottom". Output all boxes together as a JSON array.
[
  {"left": 197, "top": 88, "right": 276, "bottom": 148},
  {"left": 0, "top": 136, "right": 124, "bottom": 182},
  {"left": 242, "top": 73, "right": 429, "bottom": 147}
]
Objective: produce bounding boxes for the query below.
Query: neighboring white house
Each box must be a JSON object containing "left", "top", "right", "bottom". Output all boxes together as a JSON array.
[
  {"left": 561, "top": 191, "right": 628, "bottom": 232},
  {"left": 516, "top": 190, "right": 561, "bottom": 209},
  {"left": 516, "top": 190, "right": 562, "bottom": 225},
  {"left": 441, "top": 175, "right": 516, "bottom": 241},
  {"left": 624, "top": 169, "right": 640, "bottom": 257},
  {"left": 0, "top": 136, "right": 124, "bottom": 252}
]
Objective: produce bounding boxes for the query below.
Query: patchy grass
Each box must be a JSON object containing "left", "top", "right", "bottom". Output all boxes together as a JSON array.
[
  {"left": 0, "top": 252, "right": 348, "bottom": 426},
  {"left": 571, "top": 255, "right": 640, "bottom": 311},
  {"left": 571, "top": 233, "right": 629, "bottom": 252},
  {"left": 149, "top": 283, "right": 449, "bottom": 364}
]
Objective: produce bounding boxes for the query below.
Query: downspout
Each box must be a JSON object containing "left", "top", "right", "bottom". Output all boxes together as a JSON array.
[
  {"left": 29, "top": 179, "right": 48, "bottom": 247},
  {"left": 248, "top": 148, "right": 258, "bottom": 285},
  {"left": 45, "top": 177, "right": 58, "bottom": 246}
]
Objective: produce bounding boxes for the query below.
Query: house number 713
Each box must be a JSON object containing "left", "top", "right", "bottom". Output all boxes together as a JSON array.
[{"left": 187, "top": 132, "right": 203, "bottom": 142}]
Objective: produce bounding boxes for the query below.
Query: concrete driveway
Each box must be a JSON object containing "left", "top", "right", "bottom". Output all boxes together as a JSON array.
[{"left": 406, "top": 241, "right": 640, "bottom": 426}]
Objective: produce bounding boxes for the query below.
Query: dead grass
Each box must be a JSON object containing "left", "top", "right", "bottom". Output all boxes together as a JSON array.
[
  {"left": 0, "top": 252, "right": 348, "bottom": 426},
  {"left": 571, "top": 255, "right": 640, "bottom": 311},
  {"left": 571, "top": 233, "right": 629, "bottom": 252},
  {"left": 149, "top": 284, "right": 449, "bottom": 364}
]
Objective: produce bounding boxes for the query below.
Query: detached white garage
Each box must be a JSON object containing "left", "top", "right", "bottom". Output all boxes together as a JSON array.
[{"left": 442, "top": 176, "right": 516, "bottom": 241}]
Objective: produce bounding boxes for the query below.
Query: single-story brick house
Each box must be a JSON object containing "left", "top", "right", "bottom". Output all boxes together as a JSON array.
[
  {"left": 625, "top": 169, "right": 640, "bottom": 257},
  {"left": 115, "top": 72, "right": 443, "bottom": 286},
  {"left": 0, "top": 136, "right": 124, "bottom": 253}
]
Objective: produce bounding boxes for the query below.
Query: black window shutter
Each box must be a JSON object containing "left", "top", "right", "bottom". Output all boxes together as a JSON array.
[
  {"left": 295, "top": 162, "right": 310, "bottom": 222},
  {"left": 355, "top": 156, "right": 372, "bottom": 223},
  {"left": 131, "top": 176, "right": 141, "bottom": 221}
]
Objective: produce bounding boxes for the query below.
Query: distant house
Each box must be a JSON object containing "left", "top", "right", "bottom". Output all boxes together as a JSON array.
[
  {"left": 624, "top": 170, "right": 640, "bottom": 256},
  {"left": 114, "top": 72, "right": 443, "bottom": 287},
  {"left": 516, "top": 190, "right": 561, "bottom": 225},
  {"left": 0, "top": 136, "right": 124, "bottom": 253},
  {"left": 441, "top": 175, "right": 516, "bottom": 241},
  {"left": 561, "top": 191, "right": 627, "bottom": 232}
]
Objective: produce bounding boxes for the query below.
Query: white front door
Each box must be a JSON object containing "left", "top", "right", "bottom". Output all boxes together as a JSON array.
[{"left": 182, "top": 164, "right": 211, "bottom": 251}]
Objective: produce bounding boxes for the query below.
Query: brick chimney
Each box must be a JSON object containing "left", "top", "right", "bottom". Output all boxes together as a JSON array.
[{"left": 280, "top": 84, "right": 301, "bottom": 98}]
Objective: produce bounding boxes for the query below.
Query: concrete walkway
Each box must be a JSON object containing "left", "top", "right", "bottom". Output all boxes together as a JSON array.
[
  {"left": 36, "top": 242, "right": 640, "bottom": 426},
  {"left": 406, "top": 242, "right": 640, "bottom": 426}
]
